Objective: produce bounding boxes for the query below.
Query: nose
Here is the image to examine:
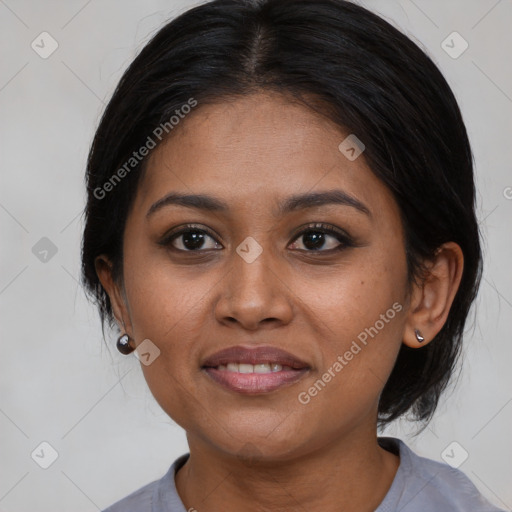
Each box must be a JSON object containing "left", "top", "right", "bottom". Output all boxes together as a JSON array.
[{"left": 214, "top": 242, "right": 294, "bottom": 331}]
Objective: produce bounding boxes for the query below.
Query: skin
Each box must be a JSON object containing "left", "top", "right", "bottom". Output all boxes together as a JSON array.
[{"left": 96, "top": 91, "right": 463, "bottom": 512}]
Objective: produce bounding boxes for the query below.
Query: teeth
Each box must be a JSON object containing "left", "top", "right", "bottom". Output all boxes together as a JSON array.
[
  {"left": 254, "top": 363, "right": 272, "bottom": 373},
  {"left": 238, "top": 363, "right": 254, "bottom": 374},
  {"left": 215, "top": 362, "right": 288, "bottom": 373}
]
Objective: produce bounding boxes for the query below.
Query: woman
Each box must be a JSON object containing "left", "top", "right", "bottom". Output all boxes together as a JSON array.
[{"left": 81, "top": 0, "right": 506, "bottom": 510}]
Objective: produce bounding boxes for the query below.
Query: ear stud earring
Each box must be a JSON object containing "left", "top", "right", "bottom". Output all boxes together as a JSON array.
[
  {"left": 414, "top": 329, "right": 425, "bottom": 343},
  {"left": 117, "top": 333, "right": 135, "bottom": 354}
]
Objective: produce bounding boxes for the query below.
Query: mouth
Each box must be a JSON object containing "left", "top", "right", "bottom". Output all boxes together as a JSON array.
[{"left": 201, "top": 345, "right": 310, "bottom": 394}]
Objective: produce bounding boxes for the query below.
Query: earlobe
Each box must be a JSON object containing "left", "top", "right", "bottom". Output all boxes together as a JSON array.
[{"left": 403, "top": 242, "right": 464, "bottom": 349}]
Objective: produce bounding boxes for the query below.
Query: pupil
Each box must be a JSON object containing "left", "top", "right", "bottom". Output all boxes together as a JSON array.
[
  {"left": 183, "top": 231, "right": 205, "bottom": 250},
  {"left": 303, "top": 232, "right": 324, "bottom": 250}
]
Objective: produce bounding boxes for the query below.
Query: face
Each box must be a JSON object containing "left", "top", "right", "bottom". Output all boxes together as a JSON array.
[{"left": 103, "top": 91, "right": 412, "bottom": 460}]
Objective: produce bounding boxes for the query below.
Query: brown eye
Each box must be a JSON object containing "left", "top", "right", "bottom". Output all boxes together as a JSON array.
[
  {"left": 289, "top": 223, "right": 354, "bottom": 253},
  {"left": 159, "top": 225, "right": 222, "bottom": 252}
]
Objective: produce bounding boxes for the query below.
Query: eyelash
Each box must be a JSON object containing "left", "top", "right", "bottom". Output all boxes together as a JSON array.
[{"left": 158, "top": 222, "right": 355, "bottom": 255}]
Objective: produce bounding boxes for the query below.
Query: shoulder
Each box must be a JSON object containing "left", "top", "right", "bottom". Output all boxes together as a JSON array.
[
  {"left": 382, "top": 437, "right": 506, "bottom": 512},
  {"left": 101, "top": 454, "right": 190, "bottom": 512},
  {"left": 102, "top": 479, "right": 156, "bottom": 512}
]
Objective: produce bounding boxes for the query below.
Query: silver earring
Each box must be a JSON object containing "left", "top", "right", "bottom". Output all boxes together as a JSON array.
[{"left": 414, "top": 329, "right": 425, "bottom": 343}]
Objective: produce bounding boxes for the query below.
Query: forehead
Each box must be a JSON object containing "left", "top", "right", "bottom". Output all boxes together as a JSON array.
[{"left": 134, "top": 91, "right": 397, "bottom": 220}]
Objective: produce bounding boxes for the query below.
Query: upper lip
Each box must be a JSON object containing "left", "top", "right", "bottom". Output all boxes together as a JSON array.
[{"left": 202, "top": 345, "right": 310, "bottom": 369}]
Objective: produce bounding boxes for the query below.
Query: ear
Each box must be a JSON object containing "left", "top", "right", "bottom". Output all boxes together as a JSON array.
[
  {"left": 95, "top": 255, "right": 135, "bottom": 341},
  {"left": 403, "top": 242, "right": 464, "bottom": 348}
]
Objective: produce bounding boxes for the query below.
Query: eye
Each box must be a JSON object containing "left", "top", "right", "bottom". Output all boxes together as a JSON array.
[
  {"left": 159, "top": 222, "right": 354, "bottom": 254},
  {"left": 288, "top": 223, "right": 353, "bottom": 252},
  {"left": 159, "top": 224, "right": 222, "bottom": 252}
]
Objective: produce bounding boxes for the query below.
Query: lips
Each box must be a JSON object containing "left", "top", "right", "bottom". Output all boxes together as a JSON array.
[{"left": 201, "top": 345, "right": 310, "bottom": 394}]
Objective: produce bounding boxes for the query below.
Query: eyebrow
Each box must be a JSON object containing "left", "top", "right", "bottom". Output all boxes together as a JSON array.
[{"left": 146, "top": 189, "right": 371, "bottom": 219}]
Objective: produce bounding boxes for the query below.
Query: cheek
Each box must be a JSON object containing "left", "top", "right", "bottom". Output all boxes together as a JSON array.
[
  {"left": 298, "top": 246, "right": 407, "bottom": 341},
  {"left": 295, "top": 247, "right": 407, "bottom": 394},
  {"left": 125, "top": 269, "right": 211, "bottom": 356},
  {"left": 294, "top": 280, "right": 405, "bottom": 431},
  {"left": 121, "top": 253, "right": 211, "bottom": 426}
]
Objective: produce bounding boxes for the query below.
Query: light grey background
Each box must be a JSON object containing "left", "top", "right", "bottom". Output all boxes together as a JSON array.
[{"left": 0, "top": 0, "right": 511, "bottom": 510}]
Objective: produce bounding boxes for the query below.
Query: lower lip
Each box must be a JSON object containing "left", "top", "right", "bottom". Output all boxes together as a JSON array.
[{"left": 203, "top": 367, "right": 309, "bottom": 394}]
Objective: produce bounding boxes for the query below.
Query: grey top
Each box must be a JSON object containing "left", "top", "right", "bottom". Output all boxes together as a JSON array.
[{"left": 103, "top": 437, "right": 505, "bottom": 511}]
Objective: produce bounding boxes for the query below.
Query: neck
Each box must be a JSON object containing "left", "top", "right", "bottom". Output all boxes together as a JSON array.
[{"left": 175, "top": 426, "right": 400, "bottom": 512}]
